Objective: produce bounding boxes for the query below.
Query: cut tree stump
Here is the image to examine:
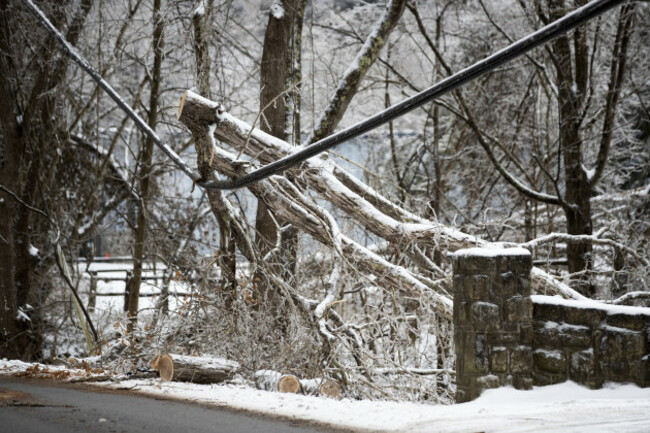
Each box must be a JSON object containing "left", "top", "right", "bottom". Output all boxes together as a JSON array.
[
  {"left": 151, "top": 354, "right": 239, "bottom": 384},
  {"left": 301, "top": 378, "right": 343, "bottom": 399},
  {"left": 255, "top": 370, "right": 302, "bottom": 393}
]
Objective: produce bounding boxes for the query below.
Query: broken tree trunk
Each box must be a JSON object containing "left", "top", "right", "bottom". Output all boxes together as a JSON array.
[
  {"left": 254, "top": 370, "right": 302, "bottom": 393},
  {"left": 151, "top": 354, "right": 239, "bottom": 384},
  {"left": 176, "top": 90, "right": 584, "bottom": 301}
]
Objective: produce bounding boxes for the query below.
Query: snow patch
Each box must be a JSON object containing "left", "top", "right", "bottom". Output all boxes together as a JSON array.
[
  {"left": 28, "top": 244, "right": 39, "bottom": 257},
  {"left": 449, "top": 247, "right": 531, "bottom": 258},
  {"left": 533, "top": 348, "right": 563, "bottom": 360},
  {"left": 16, "top": 308, "right": 31, "bottom": 322},
  {"left": 191, "top": 2, "right": 205, "bottom": 18},
  {"left": 532, "top": 295, "right": 650, "bottom": 317},
  {"left": 270, "top": 1, "right": 284, "bottom": 20}
]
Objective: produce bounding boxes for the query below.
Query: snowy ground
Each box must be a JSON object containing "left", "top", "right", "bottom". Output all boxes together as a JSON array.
[{"left": 2, "top": 359, "right": 649, "bottom": 433}]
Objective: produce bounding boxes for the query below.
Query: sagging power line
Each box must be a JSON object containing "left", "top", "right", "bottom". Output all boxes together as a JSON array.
[{"left": 21, "top": 0, "right": 628, "bottom": 190}]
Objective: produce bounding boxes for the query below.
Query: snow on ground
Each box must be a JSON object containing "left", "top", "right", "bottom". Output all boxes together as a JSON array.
[
  {"left": 96, "top": 378, "right": 650, "bottom": 433},
  {"left": 2, "top": 359, "right": 649, "bottom": 432},
  {"left": 0, "top": 359, "right": 108, "bottom": 381}
]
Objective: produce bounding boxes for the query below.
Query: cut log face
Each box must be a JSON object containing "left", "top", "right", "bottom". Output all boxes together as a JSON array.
[
  {"left": 277, "top": 375, "right": 301, "bottom": 393},
  {"left": 319, "top": 379, "right": 342, "bottom": 399},
  {"left": 152, "top": 354, "right": 239, "bottom": 384},
  {"left": 300, "top": 378, "right": 343, "bottom": 399},
  {"left": 255, "top": 370, "right": 301, "bottom": 394},
  {"left": 158, "top": 355, "right": 174, "bottom": 382}
]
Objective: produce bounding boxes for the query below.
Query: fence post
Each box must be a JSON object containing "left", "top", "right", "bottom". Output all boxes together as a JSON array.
[
  {"left": 88, "top": 272, "right": 97, "bottom": 313},
  {"left": 124, "top": 271, "right": 132, "bottom": 312},
  {"left": 451, "top": 247, "right": 533, "bottom": 402}
]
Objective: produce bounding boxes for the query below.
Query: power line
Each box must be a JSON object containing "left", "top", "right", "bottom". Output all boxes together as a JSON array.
[{"left": 22, "top": 0, "right": 628, "bottom": 191}]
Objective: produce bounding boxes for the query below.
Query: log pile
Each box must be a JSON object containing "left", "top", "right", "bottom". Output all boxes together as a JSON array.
[{"left": 254, "top": 370, "right": 343, "bottom": 399}]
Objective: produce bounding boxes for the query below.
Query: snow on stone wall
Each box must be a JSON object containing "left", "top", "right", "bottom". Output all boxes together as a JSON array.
[
  {"left": 532, "top": 296, "right": 650, "bottom": 388},
  {"left": 451, "top": 247, "right": 649, "bottom": 403}
]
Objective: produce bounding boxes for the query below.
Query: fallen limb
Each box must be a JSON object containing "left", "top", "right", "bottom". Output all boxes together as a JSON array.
[{"left": 177, "top": 91, "right": 583, "bottom": 301}]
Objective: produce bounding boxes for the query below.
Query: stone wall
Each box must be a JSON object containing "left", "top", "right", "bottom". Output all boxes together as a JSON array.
[
  {"left": 532, "top": 295, "right": 650, "bottom": 388},
  {"left": 452, "top": 247, "right": 650, "bottom": 403},
  {"left": 451, "top": 248, "right": 533, "bottom": 403}
]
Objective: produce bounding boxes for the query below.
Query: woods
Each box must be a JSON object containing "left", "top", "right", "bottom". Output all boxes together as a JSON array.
[{"left": 1, "top": 0, "right": 648, "bottom": 404}]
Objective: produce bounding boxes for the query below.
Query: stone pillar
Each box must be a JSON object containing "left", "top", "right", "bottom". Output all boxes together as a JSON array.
[{"left": 451, "top": 247, "right": 533, "bottom": 403}]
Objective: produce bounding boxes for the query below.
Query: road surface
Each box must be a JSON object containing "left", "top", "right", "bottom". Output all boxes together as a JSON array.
[{"left": 0, "top": 378, "right": 344, "bottom": 433}]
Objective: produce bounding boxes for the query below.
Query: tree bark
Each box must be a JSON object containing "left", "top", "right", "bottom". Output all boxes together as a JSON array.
[
  {"left": 128, "top": 0, "right": 164, "bottom": 332},
  {"left": 0, "top": 0, "right": 92, "bottom": 359},
  {"left": 191, "top": 1, "right": 238, "bottom": 305},
  {"left": 255, "top": 0, "right": 302, "bottom": 302},
  {"left": 152, "top": 354, "right": 239, "bottom": 384}
]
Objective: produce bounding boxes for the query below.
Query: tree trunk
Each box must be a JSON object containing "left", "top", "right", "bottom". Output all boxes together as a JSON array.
[
  {"left": 128, "top": 0, "right": 164, "bottom": 331},
  {"left": 191, "top": 1, "right": 238, "bottom": 305},
  {"left": 549, "top": 0, "right": 594, "bottom": 296},
  {"left": 255, "top": 0, "right": 301, "bottom": 301}
]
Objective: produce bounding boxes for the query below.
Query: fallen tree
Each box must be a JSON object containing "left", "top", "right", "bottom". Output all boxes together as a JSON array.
[{"left": 177, "top": 90, "right": 585, "bottom": 301}]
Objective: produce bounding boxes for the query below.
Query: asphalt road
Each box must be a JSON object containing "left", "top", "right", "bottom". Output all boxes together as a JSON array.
[{"left": 0, "top": 378, "right": 342, "bottom": 433}]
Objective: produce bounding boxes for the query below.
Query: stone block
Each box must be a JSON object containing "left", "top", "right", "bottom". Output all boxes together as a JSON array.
[
  {"left": 464, "top": 333, "right": 489, "bottom": 374},
  {"left": 599, "top": 328, "right": 645, "bottom": 363},
  {"left": 517, "top": 274, "right": 531, "bottom": 296},
  {"left": 520, "top": 323, "right": 533, "bottom": 345},
  {"left": 565, "top": 306, "right": 605, "bottom": 329},
  {"left": 453, "top": 275, "right": 467, "bottom": 300},
  {"left": 497, "top": 254, "right": 531, "bottom": 274},
  {"left": 628, "top": 361, "right": 646, "bottom": 386},
  {"left": 606, "top": 314, "right": 646, "bottom": 332},
  {"left": 533, "top": 370, "right": 564, "bottom": 386},
  {"left": 561, "top": 324, "right": 592, "bottom": 348},
  {"left": 505, "top": 296, "right": 533, "bottom": 323},
  {"left": 569, "top": 349, "right": 595, "bottom": 385},
  {"left": 455, "top": 255, "right": 497, "bottom": 275},
  {"left": 454, "top": 301, "right": 471, "bottom": 324},
  {"left": 488, "top": 332, "right": 519, "bottom": 345},
  {"left": 468, "top": 275, "right": 490, "bottom": 301},
  {"left": 533, "top": 321, "right": 561, "bottom": 347},
  {"left": 599, "top": 361, "right": 628, "bottom": 381},
  {"left": 510, "top": 345, "right": 532, "bottom": 374},
  {"left": 533, "top": 302, "right": 565, "bottom": 323},
  {"left": 490, "top": 346, "right": 508, "bottom": 373},
  {"left": 533, "top": 349, "right": 567, "bottom": 375},
  {"left": 498, "top": 271, "right": 517, "bottom": 298},
  {"left": 513, "top": 375, "right": 534, "bottom": 390},
  {"left": 476, "top": 374, "right": 500, "bottom": 391},
  {"left": 471, "top": 302, "right": 501, "bottom": 332},
  {"left": 501, "top": 321, "right": 520, "bottom": 333}
]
